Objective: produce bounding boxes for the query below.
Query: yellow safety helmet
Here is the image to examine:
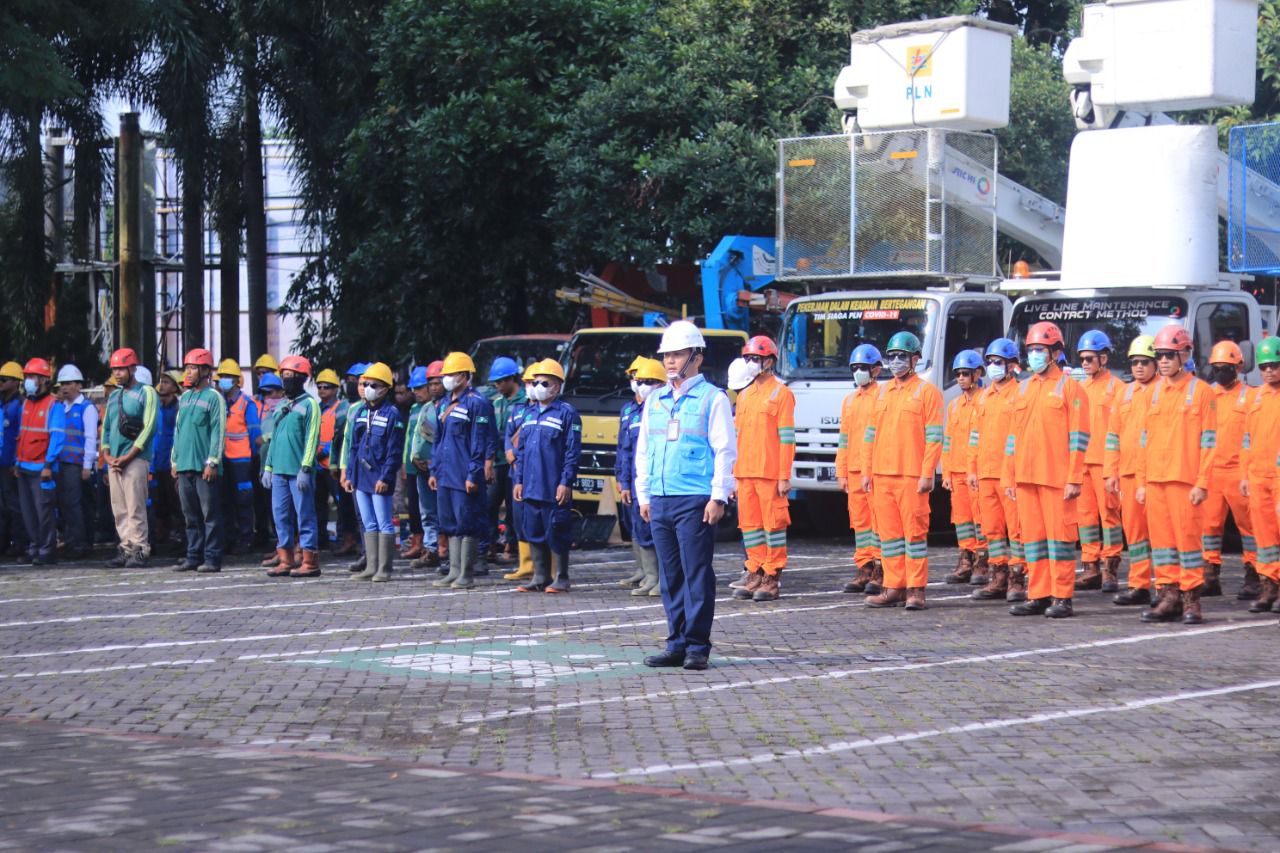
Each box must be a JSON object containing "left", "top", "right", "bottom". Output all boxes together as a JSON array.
[
  {"left": 533, "top": 358, "right": 565, "bottom": 382},
  {"left": 1128, "top": 335, "right": 1156, "bottom": 359},
  {"left": 0, "top": 361, "right": 23, "bottom": 381},
  {"left": 103, "top": 374, "right": 117, "bottom": 388},
  {"left": 217, "top": 358, "right": 242, "bottom": 377},
  {"left": 164, "top": 369, "right": 185, "bottom": 388},
  {"left": 522, "top": 363, "right": 538, "bottom": 382},
  {"left": 441, "top": 351, "right": 476, "bottom": 375},
  {"left": 254, "top": 354, "right": 279, "bottom": 371},
  {"left": 632, "top": 357, "right": 667, "bottom": 384},
  {"left": 362, "top": 361, "right": 394, "bottom": 386},
  {"left": 315, "top": 368, "right": 340, "bottom": 386},
  {"left": 626, "top": 355, "right": 647, "bottom": 376}
]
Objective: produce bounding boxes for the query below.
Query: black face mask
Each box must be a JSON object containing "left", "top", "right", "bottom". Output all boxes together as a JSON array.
[
  {"left": 1212, "top": 365, "right": 1238, "bottom": 387},
  {"left": 283, "top": 375, "right": 307, "bottom": 397},
  {"left": 344, "top": 380, "right": 359, "bottom": 401}
]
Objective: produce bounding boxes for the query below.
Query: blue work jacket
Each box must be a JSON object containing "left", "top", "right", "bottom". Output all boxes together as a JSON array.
[
  {"left": 514, "top": 398, "right": 582, "bottom": 503},
  {"left": 431, "top": 388, "right": 496, "bottom": 490},
  {"left": 615, "top": 398, "right": 643, "bottom": 492},
  {"left": 348, "top": 398, "right": 404, "bottom": 493}
]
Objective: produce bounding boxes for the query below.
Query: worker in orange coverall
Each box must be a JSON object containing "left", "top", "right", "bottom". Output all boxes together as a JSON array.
[
  {"left": 836, "top": 343, "right": 884, "bottom": 595},
  {"left": 1072, "top": 330, "right": 1124, "bottom": 594},
  {"left": 1104, "top": 336, "right": 1159, "bottom": 607}
]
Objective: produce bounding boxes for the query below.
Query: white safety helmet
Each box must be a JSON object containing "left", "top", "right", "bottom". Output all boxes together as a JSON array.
[
  {"left": 56, "top": 364, "right": 84, "bottom": 384},
  {"left": 134, "top": 365, "right": 153, "bottom": 386},
  {"left": 726, "top": 358, "right": 754, "bottom": 391},
  {"left": 656, "top": 320, "right": 707, "bottom": 354}
]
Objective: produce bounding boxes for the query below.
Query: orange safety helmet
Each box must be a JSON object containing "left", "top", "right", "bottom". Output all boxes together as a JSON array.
[
  {"left": 23, "top": 358, "right": 51, "bottom": 378},
  {"left": 1153, "top": 325, "right": 1193, "bottom": 352},
  {"left": 109, "top": 348, "right": 140, "bottom": 368},
  {"left": 183, "top": 348, "right": 214, "bottom": 368},
  {"left": 279, "top": 355, "right": 313, "bottom": 376},
  {"left": 425, "top": 359, "right": 445, "bottom": 378},
  {"left": 1208, "top": 340, "right": 1244, "bottom": 366},
  {"left": 1025, "top": 321, "right": 1064, "bottom": 348},
  {"left": 742, "top": 335, "right": 779, "bottom": 358}
]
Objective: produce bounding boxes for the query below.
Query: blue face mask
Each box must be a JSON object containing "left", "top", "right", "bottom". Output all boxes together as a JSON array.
[
  {"left": 1027, "top": 351, "right": 1049, "bottom": 374},
  {"left": 23, "top": 378, "right": 38, "bottom": 396},
  {"left": 218, "top": 377, "right": 235, "bottom": 392},
  {"left": 986, "top": 363, "right": 1006, "bottom": 382}
]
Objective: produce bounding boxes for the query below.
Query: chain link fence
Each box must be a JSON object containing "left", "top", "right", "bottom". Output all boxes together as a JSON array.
[
  {"left": 777, "top": 130, "right": 997, "bottom": 281},
  {"left": 1228, "top": 123, "right": 1280, "bottom": 273}
]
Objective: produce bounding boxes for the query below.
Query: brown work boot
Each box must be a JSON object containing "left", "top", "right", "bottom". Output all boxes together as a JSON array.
[
  {"left": 1238, "top": 562, "right": 1261, "bottom": 600},
  {"left": 401, "top": 533, "right": 425, "bottom": 560},
  {"left": 1101, "top": 556, "right": 1122, "bottom": 593},
  {"left": 734, "top": 570, "right": 764, "bottom": 600},
  {"left": 946, "top": 549, "right": 974, "bottom": 584},
  {"left": 1182, "top": 585, "right": 1204, "bottom": 624},
  {"left": 843, "top": 561, "right": 874, "bottom": 593},
  {"left": 1140, "top": 584, "right": 1183, "bottom": 622},
  {"left": 867, "top": 587, "right": 905, "bottom": 608},
  {"left": 265, "top": 548, "right": 295, "bottom": 577},
  {"left": 752, "top": 572, "right": 781, "bottom": 602},
  {"left": 1006, "top": 568, "right": 1028, "bottom": 602},
  {"left": 1075, "top": 561, "right": 1102, "bottom": 590},
  {"left": 972, "top": 566, "right": 1009, "bottom": 600},
  {"left": 1248, "top": 577, "right": 1279, "bottom": 613},
  {"left": 904, "top": 587, "right": 927, "bottom": 610},
  {"left": 290, "top": 549, "right": 321, "bottom": 578},
  {"left": 261, "top": 550, "right": 280, "bottom": 567},
  {"left": 1202, "top": 562, "right": 1223, "bottom": 597},
  {"left": 970, "top": 550, "right": 990, "bottom": 586},
  {"left": 333, "top": 534, "right": 358, "bottom": 557},
  {"left": 864, "top": 560, "right": 884, "bottom": 596}
]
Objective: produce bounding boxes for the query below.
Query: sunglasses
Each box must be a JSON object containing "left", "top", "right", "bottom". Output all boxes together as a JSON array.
[
  {"left": 1154, "top": 351, "right": 1180, "bottom": 361},
  {"left": 634, "top": 378, "right": 663, "bottom": 386},
  {"left": 954, "top": 369, "right": 976, "bottom": 378},
  {"left": 1078, "top": 355, "right": 1099, "bottom": 364},
  {"left": 1262, "top": 362, "right": 1280, "bottom": 370},
  {"left": 1129, "top": 357, "right": 1155, "bottom": 367},
  {"left": 532, "top": 380, "right": 556, "bottom": 388},
  {"left": 744, "top": 355, "right": 769, "bottom": 364},
  {"left": 984, "top": 358, "right": 1009, "bottom": 367},
  {"left": 849, "top": 364, "right": 874, "bottom": 372}
]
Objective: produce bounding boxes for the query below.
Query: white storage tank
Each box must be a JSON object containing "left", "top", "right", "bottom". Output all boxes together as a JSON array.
[
  {"left": 1063, "top": 0, "right": 1258, "bottom": 112},
  {"left": 834, "top": 16, "right": 1017, "bottom": 132},
  {"left": 1060, "top": 124, "right": 1219, "bottom": 289}
]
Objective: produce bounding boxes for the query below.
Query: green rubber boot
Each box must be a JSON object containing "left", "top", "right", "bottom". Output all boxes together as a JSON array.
[
  {"left": 351, "top": 533, "right": 379, "bottom": 580},
  {"left": 434, "top": 537, "right": 463, "bottom": 587},
  {"left": 451, "top": 537, "right": 478, "bottom": 589},
  {"left": 372, "top": 533, "right": 396, "bottom": 582}
]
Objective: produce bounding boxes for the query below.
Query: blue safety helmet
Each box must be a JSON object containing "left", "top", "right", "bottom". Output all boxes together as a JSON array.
[
  {"left": 259, "top": 373, "right": 283, "bottom": 390},
  {"left": 408, "top": 366, "right": 429, "bottom": 389},
  {"left": 952, "top": 350, "right": 984, "bottom": 371},
  {"left": 849, "top": 343, "right": 883, "bottom": 366},
  {"left": 984, "top": 338, "right": 1019, "bottom": 361},
  {"left": 345, "top": 362, "right": 369, "bottom": 378},
  {"left": 1076, "top": 329, "right": 1112, "bottom": 353},
  {"left": 487, "top": 356, "right": 521, "bottom": 383}
]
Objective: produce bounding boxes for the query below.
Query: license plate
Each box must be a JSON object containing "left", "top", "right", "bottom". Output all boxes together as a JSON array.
[
  {"left": 573, "top": 477, "right": 603, "bottom": 494},
  {"left": 816, "top": 466, "right": 837, "bottom": 482}
]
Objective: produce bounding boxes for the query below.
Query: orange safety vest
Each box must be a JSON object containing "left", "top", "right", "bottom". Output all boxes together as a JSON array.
[
  {"left": 17, "top": 396, "right": 56, "bottom": 465},
  {"left": 318, "top": 400, "right": 339, "bottom": 470},
  {"left": 225, "top": 394, "right": 253, "bottom": 461}
]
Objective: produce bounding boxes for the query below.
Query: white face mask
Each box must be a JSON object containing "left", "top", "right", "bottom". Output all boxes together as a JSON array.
[
  {"left": 634, "top": 381, "right": 657, "bottom": 401},
  {"left": 743, "top": 360, "right": 762, "bottom": 380},
  {"left": 886, "top": 355, "right": 912, "bottom": 378},
  {"left": 363, "top": 385, "right": 384, "bottom": 403},
  {"left": 852, "top": 369, "right": 872, "bottom": 387},
  {"left": 986, "top": 363, "right": 1006, "bottom": 382},
  {"left": 530, "top": 384, "right": 551, "bottom": 402},
  {"left": 442, "top": 375, "right": 459, "bottom": 393}
]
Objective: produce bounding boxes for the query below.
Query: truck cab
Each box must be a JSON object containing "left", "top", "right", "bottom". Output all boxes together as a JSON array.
[{"left": 777, "top": 284, "right": 1010, "bottom": 492}]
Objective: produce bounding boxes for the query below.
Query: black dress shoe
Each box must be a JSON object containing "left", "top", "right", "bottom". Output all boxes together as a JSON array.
[
  {"left": 682, "top": 653, "right": 709, "bottom": 671},
  {"left": 1010, "top": 597, "right": 1051, "bottom": 616},
  {"left": 644, "top": 651, "right": 686, "bottom": 667},
  {"left": 196, "top": 564, "right": 222, "bottom": 573},
  {"left": 172, "top": 562, "right": 198, "bottom": 572}
]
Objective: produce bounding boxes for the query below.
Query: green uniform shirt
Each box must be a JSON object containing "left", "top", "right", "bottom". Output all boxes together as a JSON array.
[
  {"left": 402, "top": 401, "right": 424, "bottom": 467},
  {"left": 102, "top": 382, "right": 160, "bottom": 461},
  {"left": 264, "top": 393, "right": 321, "bottom": 476},
  {"left": 491, "top": 388, "right": 527, "bottom": 465},
  {"left": 171, "top": 386, "right": 227, "bottom": 473},
  {"left": 409, "top": 399, "right": 441, "bottom": 466},
  {"left": 339, "top": 400, "right": 366, "bottom": 473}
]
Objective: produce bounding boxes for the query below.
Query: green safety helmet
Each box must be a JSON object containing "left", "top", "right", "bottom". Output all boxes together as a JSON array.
[
  {"left": 1256, "top": 336, "right": 1280, "bottom": 366},
  {"left": 885, "top": 331, "right": 922, "bottom": 355}
]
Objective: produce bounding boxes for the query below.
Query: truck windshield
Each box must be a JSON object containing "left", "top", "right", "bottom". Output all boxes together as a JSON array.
[
  {"left": 1009, "top": 296, "right": 1189, "bottom": 377},
  {"left": 562, "top": 332, "right": 743, "bottom": 407},
  {"left": 468, "top": 337, "right": 565, "bottom": 386},
  {"left": 778, "top": 296, "right": 939, "bottom": 379}
]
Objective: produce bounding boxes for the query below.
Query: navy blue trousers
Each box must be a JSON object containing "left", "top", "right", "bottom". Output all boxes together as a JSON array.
[
  {"left": 437, "top": 485, "right": 487, "bottom": 537},
  {"left": 650, "top": 494, "right": 717, "bottom": 657}
]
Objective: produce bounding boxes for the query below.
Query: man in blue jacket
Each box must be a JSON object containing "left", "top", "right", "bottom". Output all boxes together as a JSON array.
[
  {"left": 514, "top": 359, "right": 582, "bottom": 593},
  {"left": 616, "top": 357, "right": 665, "bottom": 596},
  {"left": 0, "top": 361, "right": 27, "bottom": 556},
  {"left": 429, "top": 352, "right": 497, "bottom": 589}
]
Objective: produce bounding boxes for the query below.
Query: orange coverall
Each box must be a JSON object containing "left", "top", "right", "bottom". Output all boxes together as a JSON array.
[
  {"left": 862, "top": 373, "right": 943, "bottom": 590},
  {"left": 1002, "top": 366, "right": 1089, "bottom": 600},
  {"left": 1104, "top": 380, "right": 1154, "bottom": 590},
  {"left": 1136, "top": 372, "right": 1217, "bottom": 591},
  {"left": 968, "top": 378, "right": 1021, "bottom": 570},
  {"left": 1202, "top": 382, "right": 1256, "bottom": 568},
  {"left": 1078, "top": 373, "right": 1123, "bottom": 563},
  {"left": 835, "top": 383, "right": 881, "bottom": 569},
  {"left": 943, "top": 390, "right": 984, "bottom": 552},
  {"left": 734, "top": 374, "right": 796, "bottom": 575},
  {"left": 1241, "top": 383, "right": 1280, "bottom": 582}
]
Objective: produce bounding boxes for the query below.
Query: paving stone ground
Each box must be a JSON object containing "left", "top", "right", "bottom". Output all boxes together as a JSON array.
[{"left": 0, "top": 537, "right": 1276, "bottom": 851}]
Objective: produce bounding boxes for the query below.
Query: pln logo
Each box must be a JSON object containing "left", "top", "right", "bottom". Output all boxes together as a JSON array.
[{"left": 906, "top": 45, "right": 933, "bottom": 78}]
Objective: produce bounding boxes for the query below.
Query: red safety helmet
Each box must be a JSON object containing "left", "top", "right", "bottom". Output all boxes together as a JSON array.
[
  {"left": 742, "top": 336, "right": 779, "bottom": 358},
  {"left": 109, "top": 348, "right": 140, "bottom": 369},
  {"left": 279, "top": 354, "right": 313, "bottom": 377},
  {"left": 1025, "top": 321, "right": 1065, "bottom": 348},
  {"left": 23, "top": 358, "right": 51, "bottom": 378},
  {"left": 1153, "top": 325, "right": 1193, "bottom": 352},
  {"left": 182, "top": 348, "right": 214, "bottom": 368},
  {"left": 426, "top": 359, "right": 445, "bottom": 378}
]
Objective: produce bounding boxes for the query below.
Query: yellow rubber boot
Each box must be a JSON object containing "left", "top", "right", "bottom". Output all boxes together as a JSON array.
[{"left": 504, "top": 541, "right": 535, "bottom": 581}]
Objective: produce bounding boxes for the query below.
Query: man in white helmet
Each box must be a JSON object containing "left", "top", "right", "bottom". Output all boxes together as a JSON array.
[
  {"left": 55, "top": 364, "right": 97, "bottom": 559},
  {"left": 635, "top": 320, "right": 737, "bottom": 671}
]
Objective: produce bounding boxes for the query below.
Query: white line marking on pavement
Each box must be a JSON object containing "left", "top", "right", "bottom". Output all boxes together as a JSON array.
[
  {"left": 0, "top": 659, "right": 220, "bottom": 680},
  {"left": 463, "top": 620, "right": 1276, "bottom": 727},
  {"left": 591, "top": 673, "right": 1280, "bottom": 778}
]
